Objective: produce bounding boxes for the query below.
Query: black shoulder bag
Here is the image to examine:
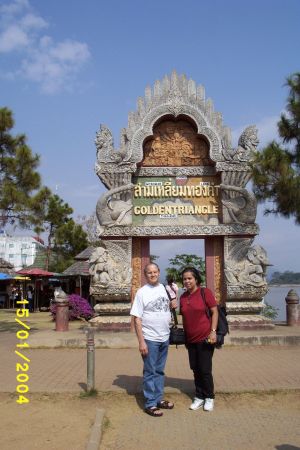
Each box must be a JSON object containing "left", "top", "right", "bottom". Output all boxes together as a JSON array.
[
  {"left": 201, "top": 288, "right": 229, "bottom": 349},
  {"left": 164, "top": 286, "right": 186, "bottom": 346}
]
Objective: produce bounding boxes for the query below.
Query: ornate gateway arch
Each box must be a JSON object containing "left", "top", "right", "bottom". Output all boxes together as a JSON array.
[{"left": 90, "top": 71, "right": 272, "bottom": 330}]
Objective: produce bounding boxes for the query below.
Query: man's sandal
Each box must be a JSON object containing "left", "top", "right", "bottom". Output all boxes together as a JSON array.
[
  {"left": 157, "top": 400, "right": 174, "bottom": 409},
  {"left": 144, "top": 407, "right": 163, "bottom": 417}
]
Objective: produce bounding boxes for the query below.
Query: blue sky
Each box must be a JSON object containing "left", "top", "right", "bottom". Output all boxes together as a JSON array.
[{"left": 0, "top": 0, "right": 299, "bottom": 274}]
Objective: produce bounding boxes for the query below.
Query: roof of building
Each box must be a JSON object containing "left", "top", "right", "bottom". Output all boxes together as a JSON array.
[
  {"left": 62, "top": 246, "right": 95, "bottom": 276},
  {"left": 74, "top": 246, "right": 95, "bottom": 260},
  {"left": 63, "top": 259, "right": 90, "bottom": 276},
  {"left": 26, "top": 249, "right": 58, "bottom": 270},
  {"left": 0, "top": 235, "right": 45, "bottom": 245}
]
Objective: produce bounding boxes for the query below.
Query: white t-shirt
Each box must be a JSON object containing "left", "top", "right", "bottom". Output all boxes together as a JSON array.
[{"left": 130, "top": 283, "right": 171, "bottom": 342}]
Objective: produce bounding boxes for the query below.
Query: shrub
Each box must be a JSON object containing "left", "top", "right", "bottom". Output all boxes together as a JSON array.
[
  {"left": 261, "top": 301, "right": 279, "bottom": 320},
  {"left": 50, "top": 294, "right": 93, "bottom": 321}
]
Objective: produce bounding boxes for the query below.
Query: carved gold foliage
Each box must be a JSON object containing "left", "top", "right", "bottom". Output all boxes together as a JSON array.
[
  {"left": 213, "top": 237, "right": 224, "bottom": 304},
  {"left": 131, "top": 238, "right": 142, "bottom": 301},
  {"left": 142, "top": 120, "right": 212, "bottom": 167}
]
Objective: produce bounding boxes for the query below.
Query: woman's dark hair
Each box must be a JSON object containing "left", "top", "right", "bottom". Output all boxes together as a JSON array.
[
  {"left": 166, "top": 275, "right": 174, "bottom": 284},
  {"left": 181, "top": 266, "right": 202, "bottom": 285}
]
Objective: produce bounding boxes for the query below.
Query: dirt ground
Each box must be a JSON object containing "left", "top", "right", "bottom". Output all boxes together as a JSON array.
[{"left": 1, "top": 391, "right": 300, "bottom": 450}]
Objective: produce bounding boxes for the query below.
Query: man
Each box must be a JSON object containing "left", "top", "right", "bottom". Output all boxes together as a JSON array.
[
  {"left": 27, "top": 286, "right": 34, "bottom": 313},
  {"left": 130, "top": 263, "right": 177, "bottom": 417}
]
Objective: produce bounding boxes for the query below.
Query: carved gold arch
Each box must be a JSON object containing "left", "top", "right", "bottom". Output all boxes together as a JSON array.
[{"left": 140, "top": 117, "right": 214, "bottom": 167}]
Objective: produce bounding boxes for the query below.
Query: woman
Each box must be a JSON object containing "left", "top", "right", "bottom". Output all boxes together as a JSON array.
[
  {"left": 165, "top": 275, "right": 179, "bottom": 302},
  {"left": 180, "top": 267, "right": 218, "bottom": 412}
]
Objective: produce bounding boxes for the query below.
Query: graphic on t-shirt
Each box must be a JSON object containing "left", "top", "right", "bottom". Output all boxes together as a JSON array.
[{"left": 146, "top": 296, "right": 169, "bottom": 312}]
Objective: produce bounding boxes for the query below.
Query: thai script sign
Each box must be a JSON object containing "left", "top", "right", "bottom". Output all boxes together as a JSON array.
[{"left": 133, "top": 176, "right": 220, "bottom": 226}]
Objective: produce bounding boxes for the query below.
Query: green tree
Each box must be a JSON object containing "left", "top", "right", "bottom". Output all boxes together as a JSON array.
[
  {"left": 0, "top": 107, "right": 44, "bottom": 227},
  {"left": 32, "top": 192, "right": 73, "bottom": 246},
  {"left": 270, "top": 271, "right": 300, "bottom": 284},
  {"left": 166, "top": 254, "right": 205, "bottom": 286},
  {"left": 31, "top": 192, "right": 74, "bottom": 270},
  {"left": 251, "top": 73, "right": 300, "bottom": 224},
  {"left": 52, "top": 219, "right": 88, "bottom": 272},
  {"left": 261, "top": 302, "right": 279, "bottom": 320}
]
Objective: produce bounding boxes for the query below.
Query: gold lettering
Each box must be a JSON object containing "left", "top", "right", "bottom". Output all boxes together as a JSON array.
[
  {"left": 194, "top": 185, "right": 202, "bottom": 197},
  {"left": 171, "top": 186, "right": 179, "bottom": 197},
  {"left": 177, "top": 186, "right": 185, "bottom": 197},
  {"left": 164, "top": 182, "right": 172, "bottom": 197},
  {"left": 186, "top": 186, "right": 195, "bottom": 197},
  {"left": 134, "top": 206, "right": 141, "bottom": 215},
  {"left": 208, "top": 186, "right": 215, "bottom": 196},
  {"left": 134, "top": 183, "right": 142, "bottom": 198}
]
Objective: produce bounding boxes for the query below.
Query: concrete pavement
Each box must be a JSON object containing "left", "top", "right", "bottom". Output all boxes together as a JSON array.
[
  {"left": 24, "top": 322, "right": 300, "bottom": 348},
  {"left": 1, "top": 334, "right": 300, "bottom": 393},
  {"left": 2, "top": 313, "right": 300, "bottom": 450}
]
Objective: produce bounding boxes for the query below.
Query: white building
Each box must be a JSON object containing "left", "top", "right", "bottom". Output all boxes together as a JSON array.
[{"left": 0, "top": 232, "right": 45, "bottom": 271}]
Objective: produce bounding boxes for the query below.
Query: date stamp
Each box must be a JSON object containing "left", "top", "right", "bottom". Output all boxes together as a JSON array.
[{"left": 15, "top": 299, "right": 30, "bottom": 404}]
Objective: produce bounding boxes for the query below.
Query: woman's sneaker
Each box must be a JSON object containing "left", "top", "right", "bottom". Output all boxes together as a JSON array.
[
  {"left": 189, "top": 398, "right": 204, "bottom": 410},
  {"left": 204, "top": 398, "right": 214, "bottom": 412}
]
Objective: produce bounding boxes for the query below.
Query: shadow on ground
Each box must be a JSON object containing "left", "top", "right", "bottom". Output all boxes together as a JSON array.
[
  {"left": 112, "top": 374, "right": 194, "bottom": 395},
  {"left": 275, "top": 446, "right": 300, "bottom": 450},
  {"left": 0, "top": 322, "right": 38, "bottom": 333}
]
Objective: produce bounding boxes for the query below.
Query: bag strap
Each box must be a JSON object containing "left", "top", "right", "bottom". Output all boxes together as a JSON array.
[
  {"left": 169, "top": 284, "right": 177, "bottom": 295},
  {"left": 164, "top": 286, "right": 178, "bottom": 326},
  {"left": 201, "top": 288, "right": 211, "bottom": 320}
]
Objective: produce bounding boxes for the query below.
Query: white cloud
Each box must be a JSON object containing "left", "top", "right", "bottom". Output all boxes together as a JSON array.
[
  {"left": 0, "top": 0, "right": 91, "bottom": 94},
  {"left": 49, "top": 40, "right": 89, "bottom": 62},
  {"left": 0, "top": 0, "right": 29, "bottom": 16},
  {"left": 20, "top": 13, "right": 48, "bottom": 31},
  {"left": 0, "top": 24, "right": 29, "bottom": 52}
]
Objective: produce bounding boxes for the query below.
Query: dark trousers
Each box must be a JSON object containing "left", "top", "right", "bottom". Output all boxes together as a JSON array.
[{"left": 187, "top": 341, "right": 215, "bottom": 399}]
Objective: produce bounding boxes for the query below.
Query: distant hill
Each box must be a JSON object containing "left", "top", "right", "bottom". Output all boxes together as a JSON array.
[{"left": 269, "top": 271, "right": 300, "bottom": 285}]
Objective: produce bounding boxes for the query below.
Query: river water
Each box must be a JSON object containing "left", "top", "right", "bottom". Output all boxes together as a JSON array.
[{"left": 264, "top": 285, "right": 300, "bottom": 321}]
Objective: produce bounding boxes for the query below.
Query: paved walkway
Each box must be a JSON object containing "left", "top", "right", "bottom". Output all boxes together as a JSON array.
[
  {"left": 2, "top": 322, "right": 300, "bottom": 450},
  {"left": 2, "top": 336, "right": 300, "bottom": 393}
]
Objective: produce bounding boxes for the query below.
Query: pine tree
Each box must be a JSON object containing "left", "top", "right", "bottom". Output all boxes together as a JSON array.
[
  {"left": 53, "top": 219, "right": 88, "bottom": 272},
  {"left": 251, "top": 73, "right": 300, "bottom": 224},
  {"left": 0, "top": 107, "right": 43, "bottom": 227}
]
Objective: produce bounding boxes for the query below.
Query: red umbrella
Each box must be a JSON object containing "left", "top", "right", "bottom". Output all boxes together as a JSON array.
[
  {"left": 17, "top": 268, "right": 54, "bottom": 310},
  {"left": 17, "top": 268, "right": 54, "bottom": 276}
]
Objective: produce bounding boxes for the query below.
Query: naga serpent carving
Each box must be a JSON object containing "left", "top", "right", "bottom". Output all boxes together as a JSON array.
[
  {"left": 222, "top": 125, "right": 259, "bottom": 162},
  {"left": 96, "top": 183, "right": 134, "bottom": 228},
  {"left": 220, "top": 184, "right": 257, "bottom": 224}
]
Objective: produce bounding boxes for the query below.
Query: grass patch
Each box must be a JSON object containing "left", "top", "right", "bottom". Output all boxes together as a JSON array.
[
  {"left": 79, "top": 388, "right": 98, "bottom": 398},
  {"left": 102, "top": 416, "right": 110, "bottom": 431}
]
